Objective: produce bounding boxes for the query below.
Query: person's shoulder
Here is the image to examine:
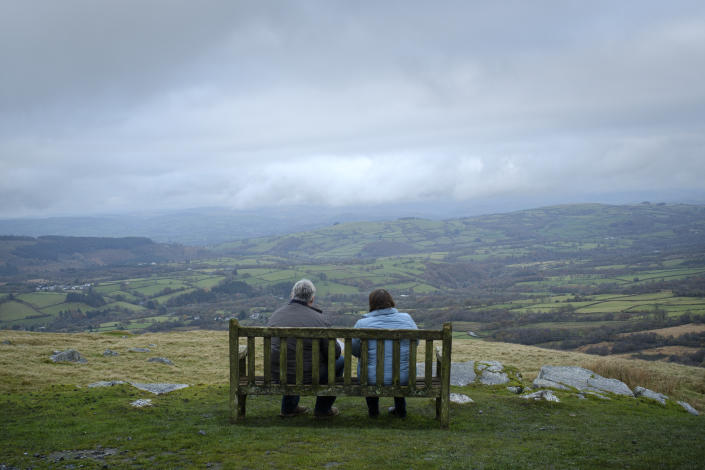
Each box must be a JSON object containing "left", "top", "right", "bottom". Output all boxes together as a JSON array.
[{"left": 398, "top": 312, "right": 418, "bottom": 327}]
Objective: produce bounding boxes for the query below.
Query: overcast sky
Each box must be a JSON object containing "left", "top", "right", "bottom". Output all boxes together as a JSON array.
[{"left": 1, "top": 1, "right": 704, "bottom": 218}]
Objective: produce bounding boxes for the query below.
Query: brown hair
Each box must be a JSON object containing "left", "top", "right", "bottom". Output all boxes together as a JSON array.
[{"left": 368, "top": 289, "right": 395, "bottom": 312}]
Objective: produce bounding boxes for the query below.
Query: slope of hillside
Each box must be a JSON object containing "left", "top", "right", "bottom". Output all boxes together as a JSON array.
[
  {"left": 214, "top": 203, "right": 705, "bottom": 260},
  {"left": 1, "top": 330, "right": 704, "bottom": 469}
]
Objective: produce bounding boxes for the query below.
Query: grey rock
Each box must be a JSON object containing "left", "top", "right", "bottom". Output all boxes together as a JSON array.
[
  {"left": 148, "top": 344, "right": 156, "bottom": 347},
  {"left": 103, "top": 349, "right": 119, "bottom": 356},
  {"left": 88, "top": 380, "right": 126, "bottom": 388},
  {"left": 522, "top": 390, "right": 560, "bottom": 402},
  {"left": 416, "top": 361, "right": 437, "bottom": 378},
  {"left": 467, "top": 331, "right": 478, "bottom": 337},
  {"left": 130, "top": 399, "right": 152, "bottom": 407},
  {"left": 677, "top": 401, "right": 700, "bottom": 416},
  {"left": 198, "top": 430, "right": 207, "bottom": 436},
  {"left": 450, "top": 361, "right": 477, "bottom": 386},
  {"left": 128, "top": 347, "right": 150, "bottom": 353},
  {"left": 50, "top": 349, "right": 87, "bottom": 363},
  {"left": 129, "top": 382, "right": 189, "bottom": 394},
  {"left": 147, "top": 357, "right": 173, "bottom": 365},
  {"left": 533, "top": 366, "right": 633, "bottom": 396},
  {"left": 577, "top": 393, "right": 587, "bottom": 400},
  {"left": 1, "top": 339, "right": 12, "bottom": 345},
  {"left": 450, "top": 393, "right": 474, "bottom": 404},
  {"left": 633, "top": 386, "right": 668, "bottom": 405},
  {"left": 584, "top": 391, "right": 610, "bottom": 400},
  {"left": 507, "top": 386, "right": 523, "bottom": 394},
  {"left": 416, "top": 360, "right": 477, "bottom": 386},
  {"left": 477, "top": 360, "right": 510, "bottom": 385},
  {"left": 532, "top": 378, "right": 570, "bottom": 391}
]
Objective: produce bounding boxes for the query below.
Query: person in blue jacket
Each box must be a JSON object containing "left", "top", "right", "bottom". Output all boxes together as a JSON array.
[{"left": 352, "top": 289, "right": 418, "bottom": 418}]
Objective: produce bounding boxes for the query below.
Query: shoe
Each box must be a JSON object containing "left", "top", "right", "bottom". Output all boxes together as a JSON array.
[
  {"left": 314, "top": 406, "right": 339, "bottom": 418},
  {"left": 279, "top": 406, "right": 309, "bottom": 417},
  {"left": 388, "top": 407, "right": 406, "bottom": 418}
]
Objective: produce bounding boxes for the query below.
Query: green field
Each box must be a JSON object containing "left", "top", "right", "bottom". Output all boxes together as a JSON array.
[
  {"left": 0, "top": 301, "right": 41, "bottom": 322},
  {"left": 16, "top": 292, "right": 66, "bottom": 308}
]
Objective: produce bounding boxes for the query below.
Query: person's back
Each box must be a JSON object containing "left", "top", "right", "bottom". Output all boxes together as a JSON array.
[
  {"left": 268, "top": 298, "right": 337, "bottom": 384},
  {"left": 266, "top": 279, "right": 342, "bottom": 418},
  {"left": 352, "top": 308, "right": 417, "bottom": 385},
  {"left": 351, "top": 289, "right": 418, "bottom": 418}
]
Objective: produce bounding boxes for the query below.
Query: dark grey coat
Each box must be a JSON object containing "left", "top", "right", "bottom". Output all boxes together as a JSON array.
[{"left": 267, "top": 300, "right": 341, "bottom": 384}]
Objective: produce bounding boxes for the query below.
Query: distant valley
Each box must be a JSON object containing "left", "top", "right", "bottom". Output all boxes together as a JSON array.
[{"left": 1, "top": 202, "right": 704, "bottom": 369}]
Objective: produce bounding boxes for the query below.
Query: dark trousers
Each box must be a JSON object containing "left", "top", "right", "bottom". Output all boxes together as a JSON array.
[
  {"left": 281, "top": 355, "right": 345, "bottom": 414},
  {"left": 365, "top": 396, "right": 407, "bottom": 417}
]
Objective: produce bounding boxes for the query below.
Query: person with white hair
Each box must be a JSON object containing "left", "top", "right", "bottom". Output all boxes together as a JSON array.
[{"left": 267, "top": 279, "right": 343, "bottom": 418}]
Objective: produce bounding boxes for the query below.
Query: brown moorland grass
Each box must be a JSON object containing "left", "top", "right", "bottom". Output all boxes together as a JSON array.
[
  {"left": 1, "top": 329, "right": 704, "bottom": 410},
  {"left": 618, "top": 322, "right": 705, "bottom": 338}
]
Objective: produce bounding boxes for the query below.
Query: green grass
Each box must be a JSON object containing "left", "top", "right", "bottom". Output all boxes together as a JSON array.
[
  {"left": 39, "top": 302, "right": 92, "bottom": 316},
  {"left": 16, "top": 292, "right": 67, "bottom": 308},
  {"left": 0, "top": 301, "right": 42, "bottom": 321},
  {"left": 1, "top": 385, "right": 703, "bottom": 469}
]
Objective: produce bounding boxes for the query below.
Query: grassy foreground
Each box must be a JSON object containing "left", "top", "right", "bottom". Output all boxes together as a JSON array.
[{"left": 1, "top": 330, "right": 704, "bottom": 469}]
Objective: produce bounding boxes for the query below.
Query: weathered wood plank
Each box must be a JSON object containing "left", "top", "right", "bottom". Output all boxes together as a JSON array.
[
  {"left": 279, "top": 337, "right": 287, "bottom": 386},
  {"left": 237, "top": 378, "right": 442, "bottom": 398},
  {"left": 425, "top": 339, "right": 433, "bottom": 389},
  {"left": 376, "top": 340, "right": 385, "bottom": 386},
  {"left": 229, "top": 319, "right": 239, "bottom": 423},
  {"left": 360, "top": 339, "right": 368, "bottom": 385},
  {"left": 247, "top": 336, "right": 255, "bottom": 386},
  {"left": 344, "top": 338, "right": 352, "bottom": 385},
  {"left": 312, "top": 339, "right": 320, "bottom": 387},
  {"left": 392, "top": 339, "right": 400, "bottom": 387},
  {"left": 263, "top": 337, "right": 271, "bottom": 385},
  {"left": 295, "top": 338, "right": 304, "bottom": 385},
  {"left": 237, "top": 326, "right": 442, "bottom": 340},
  {"left": 328, "top": 339, "right": 336, "bottom": 386},
  {"left": 440, "top": 322, "right": 452, "bottom": 428},
  {"left": 409, "top": 339, "right": 417, "bottom": 389}
]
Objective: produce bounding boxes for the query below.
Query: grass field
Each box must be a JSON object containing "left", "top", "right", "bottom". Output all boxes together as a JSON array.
[{"left": 1, "top": 330, "right": 704, "bottom": 469}]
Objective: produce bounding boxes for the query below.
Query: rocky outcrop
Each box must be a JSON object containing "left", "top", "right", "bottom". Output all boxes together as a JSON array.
[
  {"left": 416, "top": 360, "right": 515, "bottom": 387},
  {"left": 88, "top": 380, "right": 126, "bottom": 388},
  {"left": 147, "top": 357, "right": 173, "bottom": 365},
  {"left": 678, "top": 401, "right": 700, "bottom": 416},
  {"left": 103, "top": 349, "right": 119, "bottom": 356},
  {"left": 532, "top": 366, "right": 633, "bottom": 396},
  {"left": 130, "top": 399, "right": 153, "bottom": 407},
  {"left": 129, "top": 383, "right": 189, "bottom": 394},
  {"left": 477, "top": 361, "right": 510, "bottom": 385},
  {"left": 128, "top": 347, "right": 150, "bottom": 353},
  {"left": 50, "top": 349, "right": 87, "bottom": 363},
  {"left": 450, "top": 393, "right": 473, "bottom": 404},
  {"left": 522, "top": 390, "right": 560, "bottom": 402},
  {"left": 633, "top": 386, "right": 668, "bottom": 405}
]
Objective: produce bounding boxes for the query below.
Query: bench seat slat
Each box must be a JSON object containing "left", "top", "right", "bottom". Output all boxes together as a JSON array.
[{"left": 238, "top": 376, "right": 443, "bottom": 398}]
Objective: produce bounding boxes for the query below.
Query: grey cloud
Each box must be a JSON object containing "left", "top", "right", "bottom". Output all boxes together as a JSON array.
[{"left": 1, "top": 1, "right": 705, "bottom": 218}]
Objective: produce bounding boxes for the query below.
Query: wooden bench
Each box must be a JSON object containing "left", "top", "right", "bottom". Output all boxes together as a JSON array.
[{"left": 229, "top": 319, "right": 452, "bottom": 428}]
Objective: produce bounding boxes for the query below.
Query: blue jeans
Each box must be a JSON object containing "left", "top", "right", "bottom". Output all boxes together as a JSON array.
[{"left": 282, "top": 355, "right": 345, "bottom": 414}]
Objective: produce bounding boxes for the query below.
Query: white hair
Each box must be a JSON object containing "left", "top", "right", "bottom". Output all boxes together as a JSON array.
[{"left": 291, "top": 279, "right": 316, "bottom": 303}]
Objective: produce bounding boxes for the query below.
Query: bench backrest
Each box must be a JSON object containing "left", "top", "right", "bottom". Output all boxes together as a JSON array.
[{"left": 229, "top": 319, "right": 452, "bottom": 394}]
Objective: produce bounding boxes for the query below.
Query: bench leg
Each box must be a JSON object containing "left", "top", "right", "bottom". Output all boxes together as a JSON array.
[
  {"left": 237, "top": 393, "right": 247, "bottom": 420},
  {"left": 439, "top": 395, "right": 449, "bottom": 429}
]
